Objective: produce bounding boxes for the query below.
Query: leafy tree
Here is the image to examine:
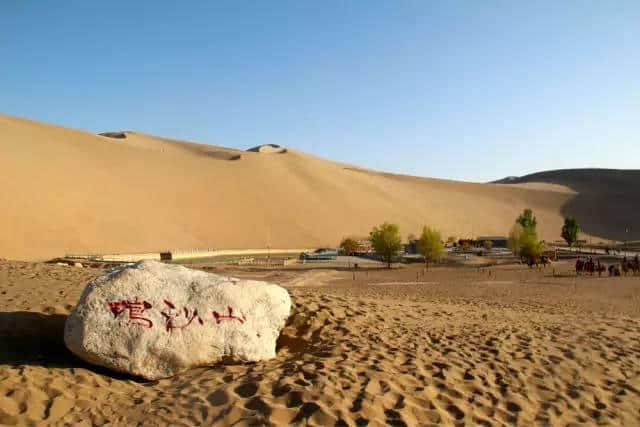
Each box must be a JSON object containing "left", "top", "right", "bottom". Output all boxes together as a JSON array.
[
  {"left": 483, "top": 240, "right": 493, "bottom": 251},
  {"left": 509, "top": 223, "right": 545, "bottom": 260},
  {"left": 369, "top": 222, "right": 402, "bottom": 269},
  {"left": 508, "top": 224, "right": 524, "bottom": 256},
  {"left": 561, "top": 217, "right": 580, "bottom": 247},
  {"left": 519, "top": 228, "right": 545, "bottom": 260},
  {"left": 418, "top": 226, "right": 444, "bottom": 268},
  {"left": 339, "top": 237, "right": 359, "bottom": 256},
  {"left": 516, "top": 208, "right": 537, "bottom": 231}
]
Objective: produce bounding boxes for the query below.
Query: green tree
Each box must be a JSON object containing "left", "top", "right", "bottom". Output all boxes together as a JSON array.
[
  {"left": 418, "top": 226, "right": 444, "bottom": 268},
  {"left": 369, "top": 222, "right": 402, "bottom": 269},
  {"left": 519, "top": 228, "right": 545, "bottom": 260},
  {"left": 339, "top": 237, "right": 359, "bottom": 256},
  {"left": 508, "top": 224, "right": 524, "bottom": 256},
  {"left": 509, "top": 223, "right": 545, "bottom": 261},
  {"left": 516, "top": 208, "right": 537, "bottom": 231},
  {"left": 561, "top": 217, "right": 580, "bottom": 247}
]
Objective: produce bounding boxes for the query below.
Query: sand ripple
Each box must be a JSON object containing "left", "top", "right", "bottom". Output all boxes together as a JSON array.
[{"left": 1, "top": 261, "right": 640, "bottom": 425}]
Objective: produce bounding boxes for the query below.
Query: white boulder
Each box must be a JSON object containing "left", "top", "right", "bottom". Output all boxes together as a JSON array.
[{"left": 64, "top": 260, "right": 291, "bottom": 379}]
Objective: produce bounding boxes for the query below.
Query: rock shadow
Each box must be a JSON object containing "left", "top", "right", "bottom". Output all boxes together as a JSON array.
[
  {"left": 0, "top": 311, "right": 69, "bottom": 365},
  {"left": 0, "top": 311, "right": 138, "bottom": 380}
]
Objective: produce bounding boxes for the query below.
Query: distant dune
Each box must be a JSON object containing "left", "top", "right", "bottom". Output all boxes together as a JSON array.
[
  {"left": 1, "top": 113, "right": 637, "bottom": 260},
  {"left": 492, "top": 169, "right": 640, "bottom": 243}
]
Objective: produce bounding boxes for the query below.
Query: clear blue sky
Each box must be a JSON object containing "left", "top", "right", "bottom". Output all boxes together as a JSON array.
[{"left": 2, "top": 1, "right": 639, "bottom": 182}]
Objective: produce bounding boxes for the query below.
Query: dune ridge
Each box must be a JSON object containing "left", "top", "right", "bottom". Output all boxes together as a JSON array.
[{"left": 0, "top": 113, "right": 637, "bottom": 260}]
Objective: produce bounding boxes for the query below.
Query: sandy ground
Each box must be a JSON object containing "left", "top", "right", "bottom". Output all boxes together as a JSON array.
[
  {"left": 4, "top": 113, "right": 639, "bottom": 261},
  {"left": 1, "top": 259, "right": 640, "bottom": 426}
]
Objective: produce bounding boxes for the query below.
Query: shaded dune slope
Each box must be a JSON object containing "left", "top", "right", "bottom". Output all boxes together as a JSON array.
[
  {"left": 493, "top": 169, "right": 640, "bottom": 241},
  {"left": 1, "top": 113, "right": 636, "bottom": 260}
]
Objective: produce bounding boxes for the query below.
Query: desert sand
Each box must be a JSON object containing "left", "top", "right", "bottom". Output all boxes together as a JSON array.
[
  {"left": 2, "top": 113, "right": 638, "bottom": 261},
  {"left": 1, "top": 259, "right": 640, "bottom": 426},
  {"left": 2, "top": 113, "right": 639, "bottom": 425}
]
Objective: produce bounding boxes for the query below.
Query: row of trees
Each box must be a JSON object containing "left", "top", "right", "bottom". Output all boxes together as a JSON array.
[
  {"left": 341, "top": 210, "right": 582, "bottom": 268},
  {"left": 508, "top": 208, "right": 581, "bottom": 259},
  {"left": 341, "top": 223, "right": 444, "bottom": 269}
]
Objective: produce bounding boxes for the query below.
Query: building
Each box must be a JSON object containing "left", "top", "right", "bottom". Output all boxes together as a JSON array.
[
  {"left": 476, "top": 236, "right": 508, "bottom": 248},
  {"left": 354, "top": 240, "right": 373, "bottom": 254},
  {"left": 300, "top": 248, "right": 338, "bottom": 260},
  {"left": 404, "top": 240, "right": 419, "bottom": 254}
]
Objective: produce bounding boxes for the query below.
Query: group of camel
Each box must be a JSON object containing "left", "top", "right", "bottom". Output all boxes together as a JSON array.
[
  {"left": 520, "top": 253, "right": 640, "bottom": 277},
  {"left": 575, "top": 256, "right": 640, "bottom": 277}
]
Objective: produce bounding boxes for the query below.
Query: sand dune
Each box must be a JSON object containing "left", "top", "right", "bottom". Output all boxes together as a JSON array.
[
  {"left": 1, "top": 113, "right": 637, "bottom": 260},
  {"left": 493, "top": 169, "right": 640, "bottom": 242}
]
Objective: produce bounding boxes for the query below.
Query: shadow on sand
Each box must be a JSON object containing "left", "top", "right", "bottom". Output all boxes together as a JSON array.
[
  {"left": 0, "top": 311, "right": 140, "bottom": 381},
  {"left": 498, "top": 169, "right": 640, "bottom": 242},
  {"left": 0, "top": 311, "right": 328, "bottom": 381}
]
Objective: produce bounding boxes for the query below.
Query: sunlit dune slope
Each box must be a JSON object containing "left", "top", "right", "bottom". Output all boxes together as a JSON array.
[{"left": 1, "top": 113, "right": 636, "bottom": 260}]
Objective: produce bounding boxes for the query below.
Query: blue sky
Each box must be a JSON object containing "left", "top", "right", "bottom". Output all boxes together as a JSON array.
[{"left": 2, "top": 1, "right": 639, "bottom": 182}]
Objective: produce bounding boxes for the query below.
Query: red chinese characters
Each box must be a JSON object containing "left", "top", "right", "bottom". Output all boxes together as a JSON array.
[
  {"left": 161, "top": 300, "right": 204, "bottom": 331},
  {"left": 107, "top": 297, "right": 153, "bottom": 328},
  {"left": 213, "top": 306, "right": 246, "bottom": 324},
  {"left": 106, "top": 298, "right": 247, "bottom": 330}
]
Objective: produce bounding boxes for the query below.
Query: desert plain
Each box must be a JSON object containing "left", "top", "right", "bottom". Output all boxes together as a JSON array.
[
  {"left": 1, "top": 114, "right": 640, "bottom": 426},
  {"left": 1, "top": 258, "right": 640, "bottom": 426}
]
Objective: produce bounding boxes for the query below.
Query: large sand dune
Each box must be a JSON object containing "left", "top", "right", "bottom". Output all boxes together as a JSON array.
[{"left": 1, "top": 113, "right": 637, "bottom": 260}]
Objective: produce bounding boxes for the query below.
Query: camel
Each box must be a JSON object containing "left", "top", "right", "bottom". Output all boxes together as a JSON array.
[
  {"left": 609, "top": 265, "right": 621, "bottom": 277},
  {"left": 621, "top": 257, "right": 640, "bottom": 276},
  {"left": 524, "top": 255, "right": 551, "bottom": 269}
]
